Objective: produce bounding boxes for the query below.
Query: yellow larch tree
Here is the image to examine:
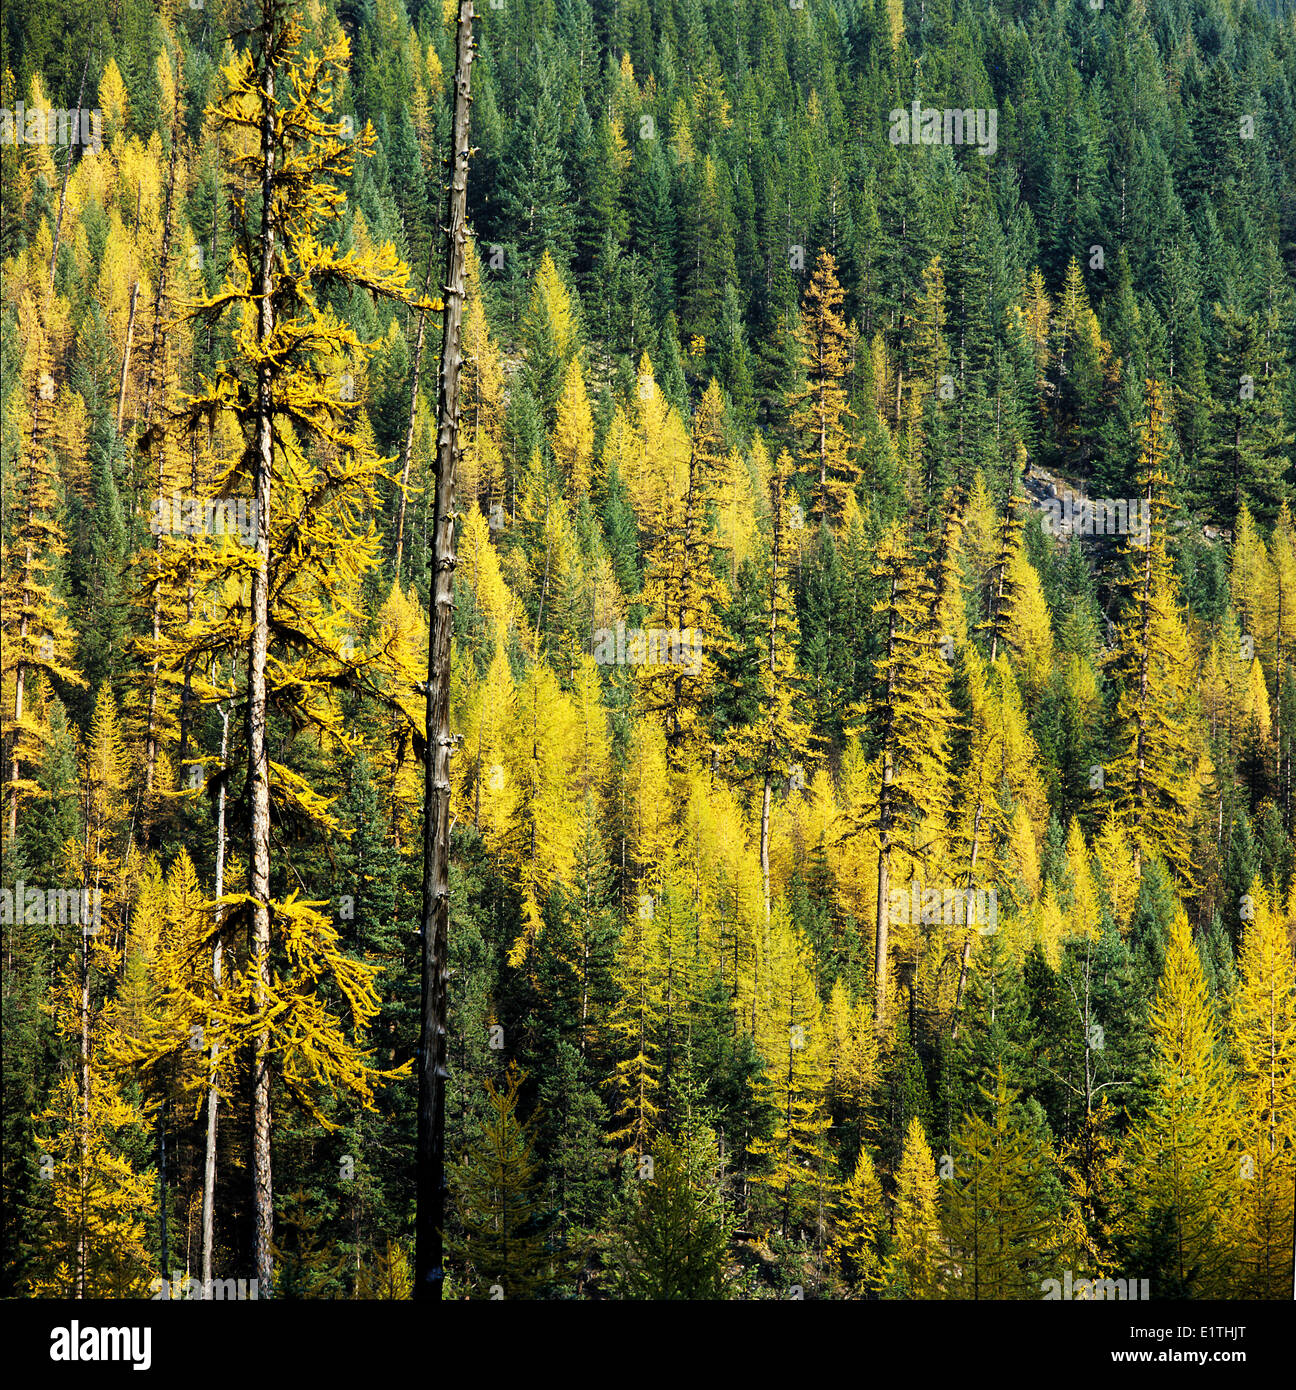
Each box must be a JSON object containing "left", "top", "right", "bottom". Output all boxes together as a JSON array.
[
  {"left": 178, "top": 6, "right": 427, "bottom": 1288},
  {"left": 1228, "top": 883, "right": 1296, "bottom": 1298},
  {"left": 1120, "top": 908, "right": 1240, "bottom": 1297},
  {"left": 551, "top": 357, "right": 595, "bottom": 501},
  {"left": 1, "top": 289, "right": 86, "bottom": 842},
  {"left": 460, "top": 237, "right": 506, "bottom": 512},
  {"left": 637, "top": 380, "right": 731, "bottom": 764},
  {"left": 605, "top": 351, "right": 691, "bottom": 532},
  {"left": 788, "top": 250, "right": 857, "bottom": 526},
  {"left": 832, "top": 1144, "right": 886, "bottom": 1294},
  {"left": 881, "top": 1116, "right": 943, "bottom": 1298},
  {"left": 747, "top": 908, "right": 835, "bottom": 1240},
  {"left": 1093, "top": 813, "right": 1139, "bottom": 933},
  {"left": 1064, "top": 817, "right": 1102, "bottom": 939}
]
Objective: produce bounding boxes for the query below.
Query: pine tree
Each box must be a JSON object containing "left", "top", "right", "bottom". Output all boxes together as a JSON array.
[
  {"left": 728, "top": 448, "right": 812, "bottom": 918},
  {"left": 1047, "top": 258, "right": 1111, "bottom": 475},
  {"left": 1108, "top": 381, "right": 1206, "bottom": 882},
  {"left": 1205, "top": 304, "right": 1293, "bottom": 525},
  {"left": 447, "top": 1065, "right": 551, "bottom": 1300},
  {"left": 940, "top": 1067, "right": 1058, "bottom": 1299},
  {"left": 498, "top": 64, "right": 575, "bottom": 273},
  {"left": 608, "top": 884, "right": 665, "bottom": 1158},
  {"left": 850, "top": 522, "right": 955, "bottom": 1022},
  {"left": 607, "top": 1127, "right": 731, "bottom": 1300}
]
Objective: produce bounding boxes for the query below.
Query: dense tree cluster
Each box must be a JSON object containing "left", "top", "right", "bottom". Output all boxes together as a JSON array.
[{"left": 2, "top": 0, "right": 1294, "bottom": 1299}]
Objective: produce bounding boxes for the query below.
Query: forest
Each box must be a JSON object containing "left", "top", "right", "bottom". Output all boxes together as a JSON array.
[{"left": 1, "top": 0, "right": 1294, "bottom": 1304}]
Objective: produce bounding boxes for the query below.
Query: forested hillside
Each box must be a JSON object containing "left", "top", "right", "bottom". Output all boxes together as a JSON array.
[{"left": 2, "top": 0, "right": 1295, "bottom": 1302}]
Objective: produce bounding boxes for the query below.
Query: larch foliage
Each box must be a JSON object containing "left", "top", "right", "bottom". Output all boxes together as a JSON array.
[
  {"left": 789, "top": 250, "right": 857, "bottom": 527},
  {"left": 1120, "top": 909, "right": 1239, "bottom": 1297},
  {"left": 881, "top": 1116, "right": 943, "bottom": 1299},
  {"left": 2, "top": 289, "right": 85, "bottom": 840},
  {"left": 832, "top": 1144, "right": 886, "bottom": 1293},
  {"left": 636, "top": 380, "right": 731, "bottom": 764},
  {"left": 1228, "top": 884, "right": 1296, "bottom": 1298},
  {"left": 747, "top": 909, "right": 835, "bottom": 1240},
  {"left": 552, "top": 357, "right": 595, "bottom": 500},
  {"left": 179, "top": 11, "right": 425, "bottom": 1152}
]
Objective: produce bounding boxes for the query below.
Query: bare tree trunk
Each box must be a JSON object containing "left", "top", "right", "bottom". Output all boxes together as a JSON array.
[
  {"left": 874, "top": 575, "right": 898, "bottom": 1024},
  {"left": 201, "top": 696, "right": 229, "bottom": 1296},
  {"left": 157, "top": 1102, "right": 168, "bottom": 1280},
  {"left": 115, "top": 279, "right": 140, "bottom": 434},
  {"left": 415, "top": 0, "right": 474, "bottom": 1305},
  {"left": 951, "top": 793, "right": 985, "bottom": 1038},
  {"left": 139, "top": 71, "right": 185, "bottom": 800},
  {"left": 248, "top": 40, "right": 277, "bottom": 1300},
  {"left": 76, "top": 906, "right": 90, "bottom": 1298}
]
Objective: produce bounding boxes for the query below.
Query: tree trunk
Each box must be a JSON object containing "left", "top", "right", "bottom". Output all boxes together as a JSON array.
[
  {"left": 201, "top": 695, "right": 229, "bottom": 1296},
  {"left": 248, "top": 41, "right": 277, "bottom": 1299},
  {"left": 157, "top": 1102, "right": 168, "bottom": 1279},
  {"left": 874, "top": 574, "right": 898, "bottom": 1024},
  {"left": 115, "top": 279, "right": 140, "bottom": 435},
  {"left": 138, "top": 73, "right": 184, "bottom": 799},
  {"left": 951, "top": 802, "right": 984, "bottom": 1038},
  {"left": 76, "top": 904, "right": 90, "bottom": 1298},
  {"left": 415, "top": 0, "right": 474, "bottom": 1304}
]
